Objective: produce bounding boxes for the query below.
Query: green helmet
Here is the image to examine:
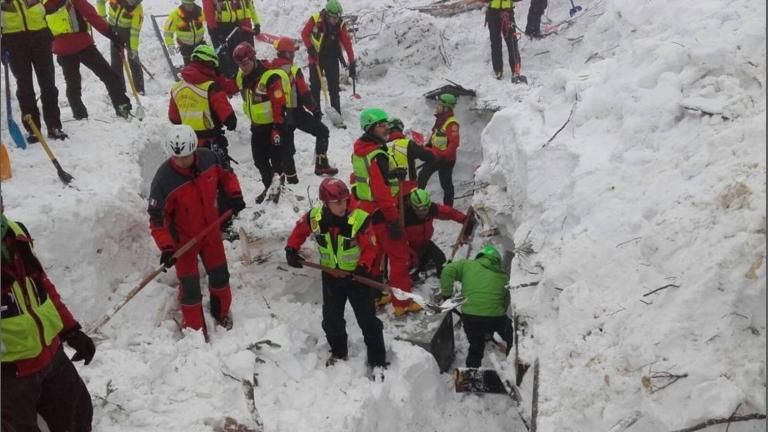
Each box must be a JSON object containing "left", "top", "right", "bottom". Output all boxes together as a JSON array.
[
  {"left": 181, "top": 0, "right": 196, "bottom": 4},
  {"left": 191, "top": 44, "right": 219, "bottom": 67},
  {"left": 476, "top": 244, "right": 501, "bottom": 265},
  {"left": 325, "top": 0, "right": 343, "bottom": 16},
  {"left": 437, "top": 93, "right": 457, "bottom": 109},
  {"left": 359, "top": 108, "right": 389, "bottom": 131},
  {"left": 388, "top": 118, "right": 405, "bottom": 131},
  {"left": 410, "top": 188, "right": 431, "bottom": 208}
]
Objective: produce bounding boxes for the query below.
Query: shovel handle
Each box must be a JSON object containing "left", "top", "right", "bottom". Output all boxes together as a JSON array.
[{"left": 23, "top": 115, "right": 55, "bottom": 160}]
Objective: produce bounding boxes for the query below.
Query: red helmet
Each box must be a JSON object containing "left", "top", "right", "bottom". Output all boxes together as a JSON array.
[
  {"left": 319, "top": 178, "right": 350, "bottom": 203},
  {"left": 273, "top": 37, "right": 299, "bottom": 53},
  {"left": 233, "top": 42, "right": 256, "bottom": 64}
]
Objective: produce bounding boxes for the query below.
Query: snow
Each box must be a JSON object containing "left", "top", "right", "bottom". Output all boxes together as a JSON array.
[{"left": 1, "top": 0, "right": 765, "bottom": 431}]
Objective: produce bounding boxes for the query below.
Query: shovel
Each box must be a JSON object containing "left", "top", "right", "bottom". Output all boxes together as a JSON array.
[
  {"left": 3, "top": 56, "right": 27, "bottom": 149},
  {"left": 23, "top": 115, "right": 74, "bottom": 185},
  {"left": 569, "top": 0, "right": 583, "bottom": 17},
  {"left": 351, "top": 75, "right": 361, "bottom": 100},
  {"left": 119, "top": 49, "right": 144, "bottom": 120}
]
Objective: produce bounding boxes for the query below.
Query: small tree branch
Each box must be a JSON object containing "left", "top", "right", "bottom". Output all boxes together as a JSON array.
[
  {"left": 643, "top": 284, "right": 680, "bottom": 297},
  {"left": 542, "top": 99, "right": 578, "bottom": 148},
  {"left": 670, "top": 413, "right": 766, "bottom": 432}
]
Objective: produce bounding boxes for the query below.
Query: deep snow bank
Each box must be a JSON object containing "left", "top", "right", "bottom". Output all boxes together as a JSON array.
[{"left": 475, "top": 0, "right": 766, "bottom": 430}]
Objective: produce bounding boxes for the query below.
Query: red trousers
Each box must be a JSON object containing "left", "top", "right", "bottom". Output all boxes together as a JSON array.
[
  {"left": 174, "top": 234, "right": 232, "bottom": 330},
  {"left": 372, "top": 221, "right": 412, "bottom": 308}
]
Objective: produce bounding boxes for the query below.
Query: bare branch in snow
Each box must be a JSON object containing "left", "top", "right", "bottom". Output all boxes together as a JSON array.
[
  {"left": 542, "top": 98, "right": 578, "bottom": 148},
  {"left": 670, "top": 413, "right": 766, "bottom": 432},
  {"left": 616, "top": 236, "right": 642, "bottom": 248},
  {"left": 642, "top": 370, "right": 688, "bottom": 394},
  {"left": 642, "top": 283, "right": 680, "bottom": 297}
]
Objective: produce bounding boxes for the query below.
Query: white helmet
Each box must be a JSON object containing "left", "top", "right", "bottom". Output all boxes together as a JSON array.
[{"left": 164, "top": 124, "right": 198, "bottom": 158}]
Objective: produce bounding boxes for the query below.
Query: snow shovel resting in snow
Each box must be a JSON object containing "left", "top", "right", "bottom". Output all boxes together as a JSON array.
[
  {"left": 118, "top": 48, "right": 144, "bottom": 120},
  {"left": 297, "top": 261, "right": 464, "bottom": 313},
  {"left": 569, "top": 0, "right": 583, "bottom": 17},
  {"left": 89, "top": 210, "right": 234, "bottom": 334},
  {"left": 23, "top": 115, "right": 74, "bottom": 185},
  {"left": 3, "top": 55, "right": 27, "bottom": 149}
]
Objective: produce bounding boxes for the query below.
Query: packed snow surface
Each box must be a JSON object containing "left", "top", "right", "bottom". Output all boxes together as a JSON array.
[{"left": 1, "top": 0, "right": 764, "bottom": 430}]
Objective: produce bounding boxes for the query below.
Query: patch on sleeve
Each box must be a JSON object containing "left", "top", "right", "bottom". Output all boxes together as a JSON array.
[
  {"left": 148, "top": 198, "right": 158, "bottom": 208},
  {"left": 273, "top": 89, "right": 283, "bottom": 99}
]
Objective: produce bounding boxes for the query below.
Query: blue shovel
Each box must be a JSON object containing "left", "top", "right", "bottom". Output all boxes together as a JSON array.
[
  {"left": 2, "top": 52, "right": 27, "bottom": 149},
  {"left": 569, "top": 0, "right": 583, "bottom": 17}
]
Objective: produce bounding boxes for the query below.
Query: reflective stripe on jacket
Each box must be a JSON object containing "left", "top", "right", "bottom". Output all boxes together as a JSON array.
[
  {"left": 309, "top": 206, "right": 369, "bottom": 271},
  {"left": 1, "top": 0, "right": 47, "bottom": 34},
  {"left": 163, "top": 5, "right": 205, "bottom": 47}
]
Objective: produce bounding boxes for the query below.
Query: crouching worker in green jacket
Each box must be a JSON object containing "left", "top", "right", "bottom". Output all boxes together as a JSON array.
[{"left": 439, "top": 244, "right": 513, "bottom": 368}]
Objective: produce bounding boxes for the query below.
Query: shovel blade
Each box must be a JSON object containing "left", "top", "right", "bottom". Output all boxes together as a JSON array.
[
  {"left": 569, "top": 5, "right": 582, "bottom": 17},
  {"left": 135, "top": 105, "right": 145, "bottom": 121},
  {"left": 8, "top": 119, "right": 27, "bottom": 150}
]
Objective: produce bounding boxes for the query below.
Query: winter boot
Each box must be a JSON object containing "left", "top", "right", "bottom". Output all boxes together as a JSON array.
[
  {"left": 216, "top": 314, "right": 234, "bottom": 330},
  {"left": 393, "top": 301, "right": 423, "bottom": 317},
  {"left": 26, "top": 134, "right": 39, "bottom": 144},
  {"left": 255, "top": 187, "right": 270, "bottom": 204},
  {"left": 314, "top": 154, "right": 339, "bottom": 176},
  {"left": 285, "top": 171, "right": 299, "bottom": 185},
  {"left": 116, "top": 104, "right": 132, "bottom": 119},
  {"left": 375, "top": 293, "right": 392, "bottom": 308},
  {"left": 325, "top": 354, "right": 348, "bottom": 367},
  {"left": 47, "top": 129, "right": 68, "bottom": 140},
  {"left": 495, "top": 71, "right": 503, "bottom": 80},
  {"left": 72, "top": 103, "right": 88, "bottom": 120}
]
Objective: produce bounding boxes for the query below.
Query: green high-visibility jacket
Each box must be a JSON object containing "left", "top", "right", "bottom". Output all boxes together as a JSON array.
[{"left": 440, "top": 256, "right": 509, "bottom": 317}]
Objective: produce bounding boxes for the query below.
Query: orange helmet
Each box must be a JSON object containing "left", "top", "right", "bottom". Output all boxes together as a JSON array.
[{"left": 273, "top": 37, "right": 299, "bottom": 53}]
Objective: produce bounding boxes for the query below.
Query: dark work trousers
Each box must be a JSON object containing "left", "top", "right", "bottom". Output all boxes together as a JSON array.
[
  {"left": 250, "top": 125, "right": 284, "bottom": 190},
  {"left": 415, "top": 241, "right": 447, "bottom": 276},
  {"left": 308, "top": 55, "right": 341, "bottom": 114},
  {"left": 201, "top": 135, "right": 234, "bottom": 231},
  {"left": 57, "top": 45, "right": 131, "bottom": 118},
  {"left": 179, "top": 42, "right": 204, "bottom": 66},
  {"left": 290, "top": 108, "right": 330, "bottom": 155},
  {"left": 486, "top": 8, "right": 522, "bottom": 76},
  {"left": 2, "top": 30, "right": 62, "bottom": 134},
  {"left": 525, "top": 0, "right": 548, "bottom": 34},
  {"left": 321, "top": 272, "right": 386, "bottom": 366},
  {"left": 209, "top": 22, "right": 240, "bottom": 78},
  {"left": 417, "top": 158, "right": 456, "bottom": 206},
  {"left": 1, "top": 347, "right": 93, "bottom": 432},
  {"left": 109, "top": 26, "right": 144, "bottom": 94},
  {"left": 461, "top": 314, "right": 514, "bottom": 368}
]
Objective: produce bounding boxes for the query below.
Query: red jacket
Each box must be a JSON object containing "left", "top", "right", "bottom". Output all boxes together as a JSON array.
[
  {"left": 46, "top": 0, "right": 112, "bottom": 56},
  {"left": 428, "top": 111, "right": 460, "bottom": 162},
  {"left": 403, "top": 203, "right": 465, "bottom": 251},
  {"left": 352, "top": 134, "right": 399, "bottom": 223},
  {"left": 300, "top": 12, "right": 355, "bottom": 66},
  {"left": 237, "top": 60, "right": 287, "bottom": 125},
  {"left": 271, "top": 57, "right": 318, "bottom": 113},
  {"left": 1, "top": 221, "right": 78, "bottom": 377},
  {"left": 148, "top": 148, "right": 242, "bottom": 251},
  {"left": 169, "top": 62, "right": 237, "bottom": 137},
  {"left": 286, "top": 204, "right": 378, "bottom": 272}
]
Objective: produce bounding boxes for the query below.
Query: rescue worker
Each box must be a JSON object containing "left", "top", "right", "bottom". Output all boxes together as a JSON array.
[
  {"left": 285, "top": 178, "right": 386, "bottom": 369},
  {"left": 45, "top": 0, "right": 133, "bottom": 120},
  {"left": 405, "top": 189, "right": 467, "bottom": 281},
  {"left": 0, "top": 0, "right": 66, "bottom": 141},
  {"left": 352, "top": 108, "right": 421, "bottom": 317},
  {"left": 439, "top": 244, "right": 513, "bottom": 368},
  {"left": 148, "top": 125, "right": 246, "bottom": 332},
  {"left": 97, "top": 0, "right": 145, "bottom": 94},
  {"left": 271, "top": 37, "right": 338, "bottom": 180},
  {"left": 163, "top": 0, "right": 207, "bottom": 65},
  {"left": 387, "top": 117, "right": 435, "bottom": 195},
  {"left": 525, "top": 0, "right": 547, "bottom": 39},
  {"left": 233, "top": 42, "right": 291, "bottom": 201},
  {"left": 418, "top": 93, "right": 459, "bottom": 206},
  {"left": 202, "top": 0, "right": 260, "bottom": 78},
  {"left": 485, "top": 0, "right": 524, "bottom": 82},
  {"left": 301, "top": 0, "right": 355, "bottom": 116},
  {"left": 1, "top": 213, "right": 96, "bottom": 430}
]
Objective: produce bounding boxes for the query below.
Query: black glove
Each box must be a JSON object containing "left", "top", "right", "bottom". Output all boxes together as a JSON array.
[
  {"left": 63, "top": 326, "right": 95, "bottom": 365},
  {"left": 253, "top": 23, "right": 261, "bottom": 36},
  {"left": 313, "top": 111, "right": 323, "bottom": 121},
  {"left": 224, "top": 113, "right": 237, "bottom": 131},
  {"left": 387, "top": 221, "right": 403, "bottom": 240},
  {"left": 228, "top": 195, "right": 246, "bottom": 215},
  {"left": 392, "top": 168, "right": 407, "bottom": 181},
  {"left": 285, "top": 247, "right": 303, "bottom": 268},
  {"left": 308, "top": 46, "right": 318, "bottom": 58},
  {"left": 353, "top": 265, "right": 373, "bottom": 280},
  {"left": 349, "top": 61, "right": 357, "bottom": 79},
  {"left": 160, "top": 248, "right": 177, "bottom": 268}
]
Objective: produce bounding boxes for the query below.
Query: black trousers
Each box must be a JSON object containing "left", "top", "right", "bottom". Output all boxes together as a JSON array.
[
  {"left": 109, "top": 26, "right": 144, "bottom": 94},
  {"left": 308, "top": 55, "right": 341, "bottom": 114},
  {"left": 526, "top": 0, "right": 548, "bottom": 34},
  {"left": 417, "top": 158, "right": 456, "bottom": 206},
  {"left": 415, "top": 241, "right": 447, "bottom": 276},
  {"left": 461, "top": 314, "right": 514, "bottom": 368},
  {"left": 250, "top": 125, "right": 284, "bottom": 189},
  {"left": 321, "top": 273, "right": 386, "bottom": 366},
  {"left": 2, "top": 30, "right": 62, "bottom": 134},
  {"left": 486, "top": 8, "right": 522, "bottom": 75},
  {"left": 288, "top": 108, "right": 330, "bottom": 155},
  {"left": 1, "top": 347, "right": 93, "bottom": 432},
  {"left": 209, "top": 23, "right": 240, "bottom": 78},
  {"left": 57, "top": 45, "right": 131, "bottom": 117}
]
